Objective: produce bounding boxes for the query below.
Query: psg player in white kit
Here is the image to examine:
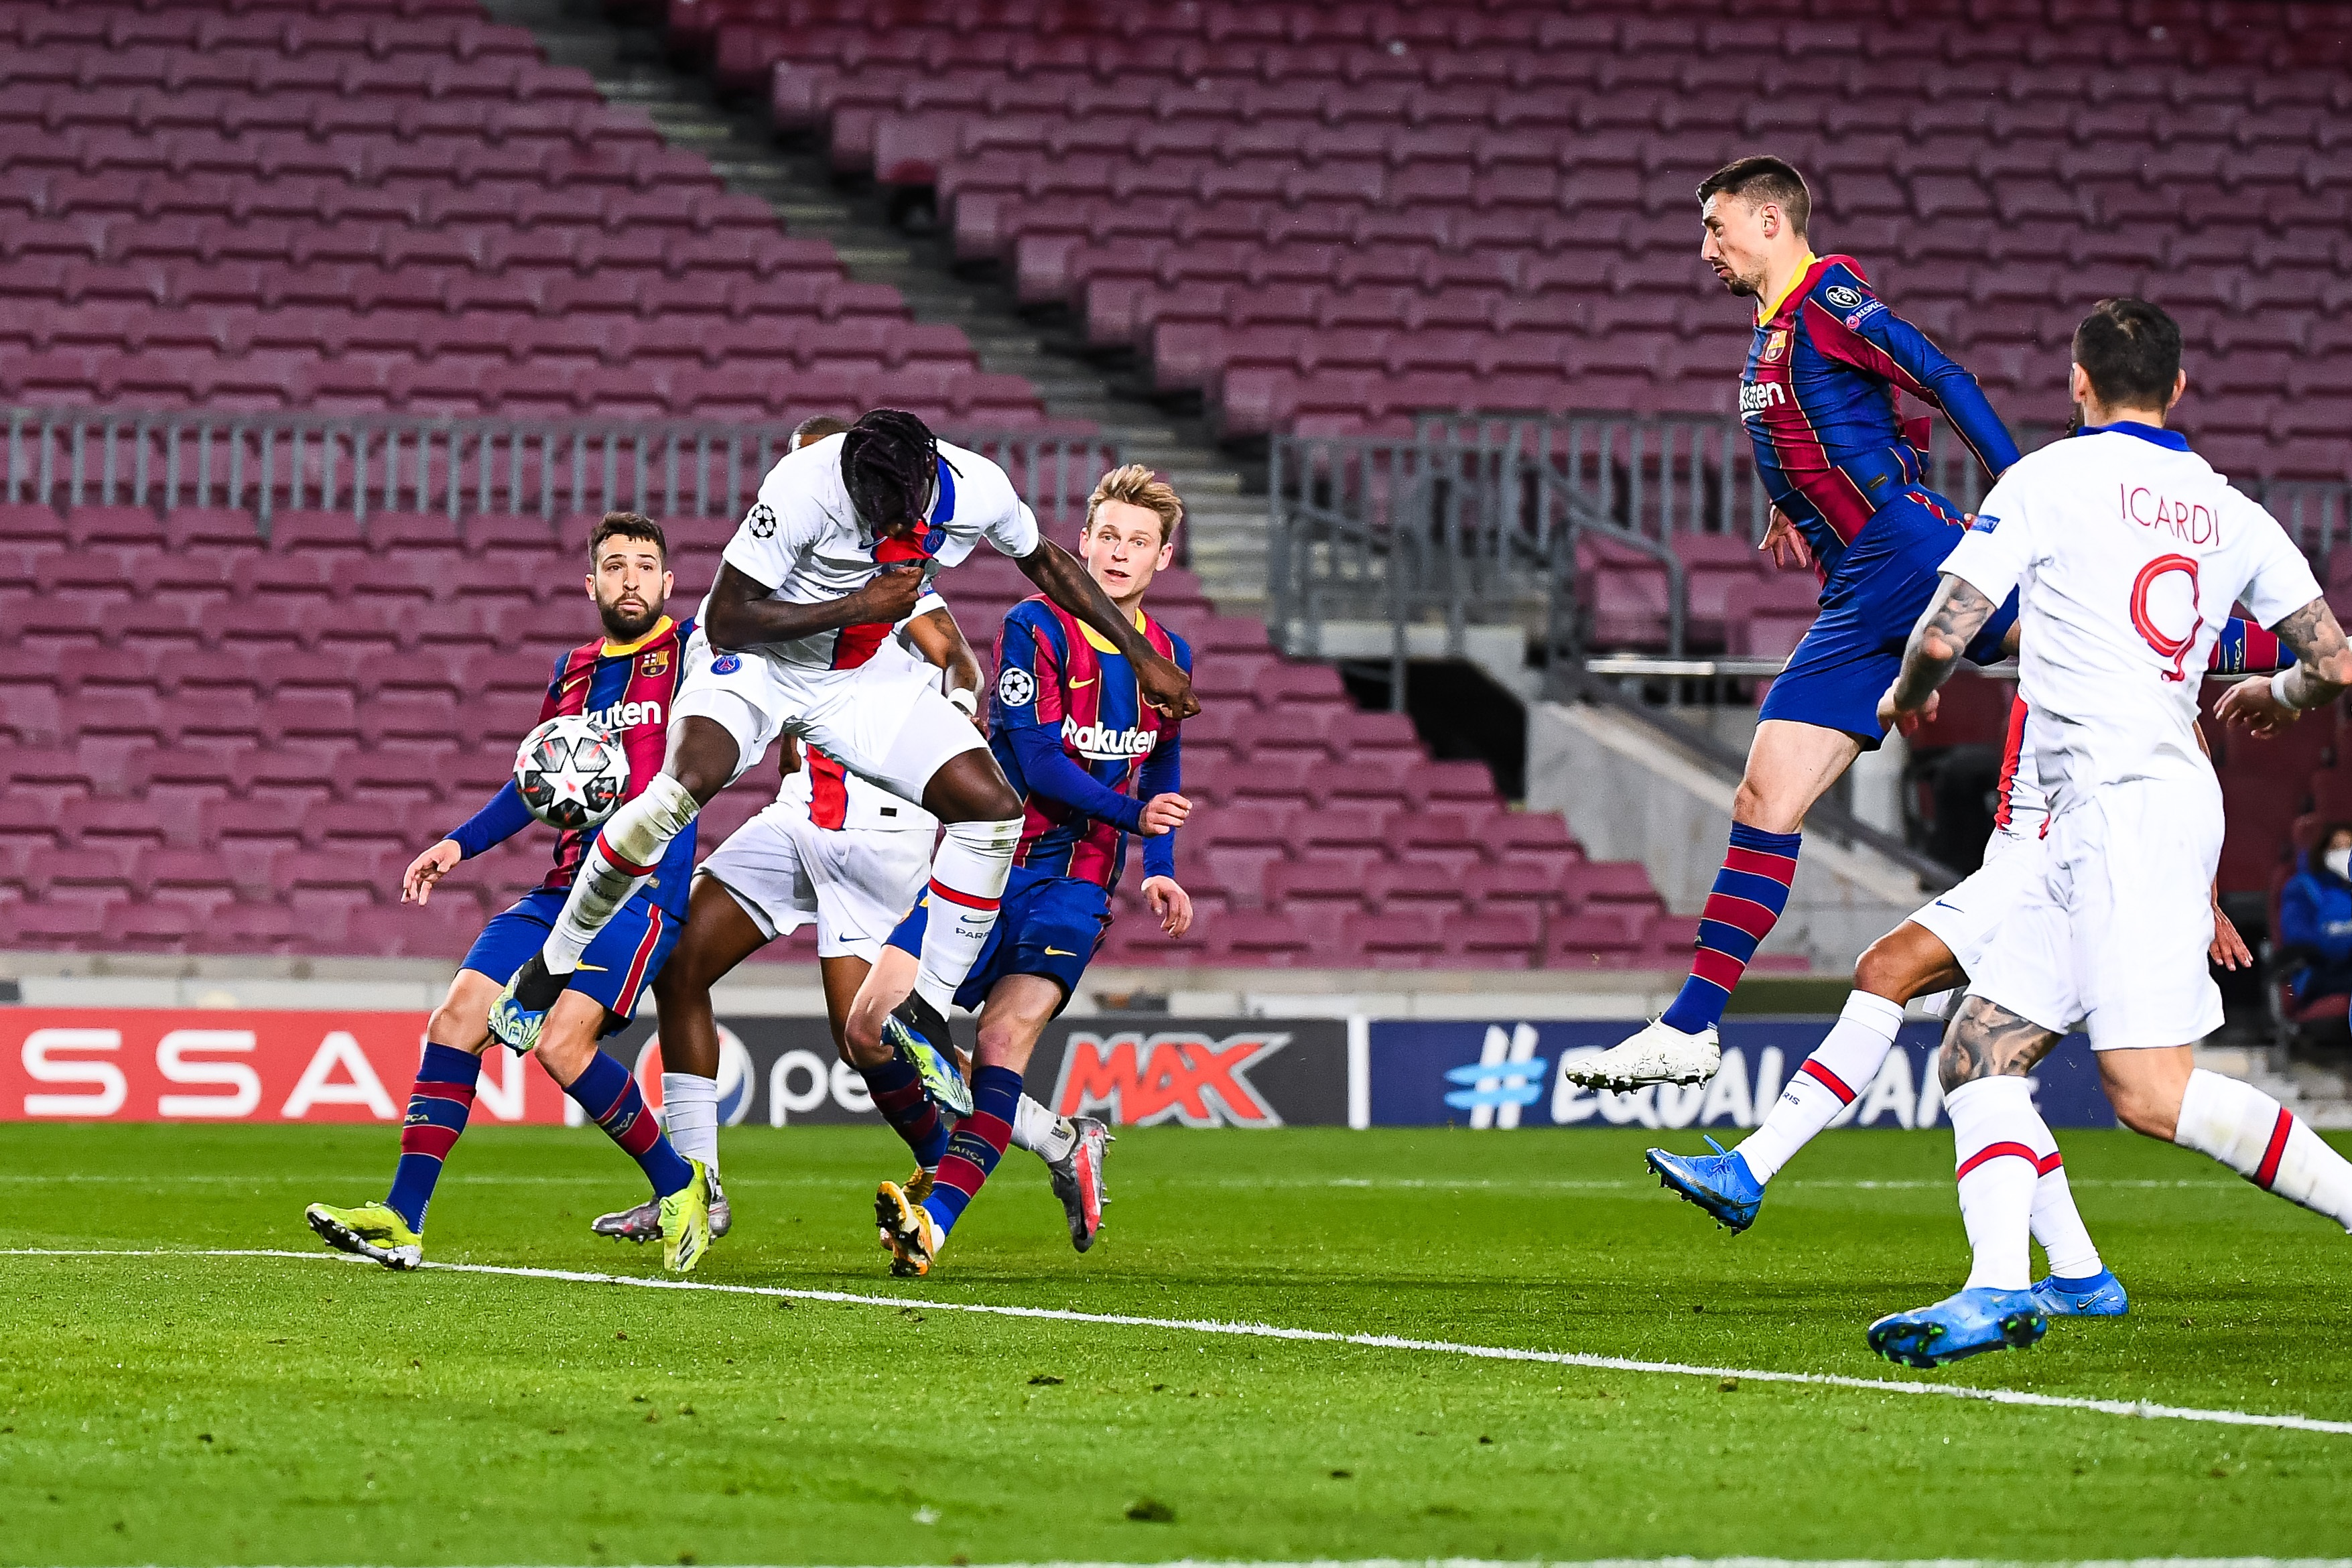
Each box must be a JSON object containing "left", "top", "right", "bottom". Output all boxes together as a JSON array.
[
  {"left": 1866, "top": 299, "right": 2352, "bottom": 1368},
  {"left": 488, "top": 409, "right": 1198, "bottom": 1058}
]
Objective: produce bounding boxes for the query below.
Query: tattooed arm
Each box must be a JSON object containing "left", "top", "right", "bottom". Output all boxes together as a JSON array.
[
  {"left": 1878, "top": 573, "right": 2000, "bottom": 731},
  {"left": 2215, "top": 595, "right": 2352, "bottom": 738},
  {"left": 1937, "top": 995, "right": 2064, "bottom": 1092}
]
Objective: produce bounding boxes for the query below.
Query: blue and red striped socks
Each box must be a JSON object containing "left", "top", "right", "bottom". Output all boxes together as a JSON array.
[
  {"left": 860, "top": 1054, "right": 952, "bottom": 1170},
  {"left": 565, "top": 1049, "right": 696, "bottom": 1198},
  {"left": 920, "top": 1064, "right": 1021, "bottom": 1238},
  {"left": 385, "top": 1043, "right": 482, "bottom": 1233},
  {"left": 1659, "top": 823, "right": 1801, "bottom": 1035}
]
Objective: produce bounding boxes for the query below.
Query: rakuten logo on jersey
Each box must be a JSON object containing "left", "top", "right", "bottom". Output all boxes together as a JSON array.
[
  {"left": 1061, "top": 718, "right": 1158, "bottom": 762},
  {"left": 1739, "top": 380, "right": 1786, "bottom": 419},
  {"left": 588, "top": 698, "right": 662, "bottom": 730}
]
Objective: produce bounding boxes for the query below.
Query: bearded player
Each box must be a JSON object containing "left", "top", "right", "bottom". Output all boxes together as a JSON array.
[
  {"left": 1863, "top": 298, "right": 2352, "bottom": 1366},
  {"left": 305, "top": 513, "right": 714, "bottom": 1275},
  {"left": 856, "top": 466, "right": 1196, "bottom": 1275},
  {"left": 1643, "top": 623, "right": 2284, "bottom": 1319},
  {"left": 488, "top": 411, "right": 1199, "bottom": 1084},
  {"left": 1573, "top": 155, "right": 2026, "bottom": 1092}
]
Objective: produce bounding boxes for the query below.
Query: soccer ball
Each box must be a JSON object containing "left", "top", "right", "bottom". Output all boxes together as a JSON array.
[{"left": 514, "top": 714, "right": 629, "bottom": 832}]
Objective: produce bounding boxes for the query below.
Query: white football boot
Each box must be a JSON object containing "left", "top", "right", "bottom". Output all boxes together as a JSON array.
[{"left": 1563, "top": 1019, "right": 1721, "bottom": 1088}]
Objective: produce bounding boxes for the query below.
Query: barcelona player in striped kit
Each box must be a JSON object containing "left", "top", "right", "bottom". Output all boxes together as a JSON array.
[
  {"left": 304, "top": 513, "right": 714, "bottom": 1275},
  {"left": 1576, "top": 155, "right": 2029, "bottom": 1092},
  {"left": 850, "top": 466, "right": 1197, "bottom": 1275}
]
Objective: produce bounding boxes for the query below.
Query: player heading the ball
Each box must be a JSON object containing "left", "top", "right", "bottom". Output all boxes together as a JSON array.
[{"left": 486, "top": 411, "right": 1199, "bottom": 1073}]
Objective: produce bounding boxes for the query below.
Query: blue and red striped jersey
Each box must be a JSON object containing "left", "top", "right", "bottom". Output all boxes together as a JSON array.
[
  {"left": 1739, "top": 253, "right": 2020, "bottom": 574},
  {"left": 988, "top": 596, "right": 1189, "bottom": 893},
  {"left": 444, "top": 614, "right": 698, "bottom": 920}
]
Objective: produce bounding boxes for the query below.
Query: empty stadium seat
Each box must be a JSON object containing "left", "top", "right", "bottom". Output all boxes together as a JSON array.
[{"left": 608, "top": 0, "right": 2352, "bottom": 478}]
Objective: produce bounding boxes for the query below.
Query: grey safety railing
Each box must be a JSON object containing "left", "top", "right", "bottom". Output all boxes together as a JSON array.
[
  {"left": 0, "top": 405, "right": 1118, "bottom": 535},
  {"left": 1412, "top": 409, "right": 2042, "bottom": 545},
  {"left": 1413, "top": 409, "right": 2352, "bottom": 558},
  {"left": 1268, "top": 430, "right": 1685, "bottom": 708}
]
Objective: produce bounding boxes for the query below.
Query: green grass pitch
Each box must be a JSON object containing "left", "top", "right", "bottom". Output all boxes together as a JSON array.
[{"left": 4, "top": 1120, "right": 2351, "bottom": 1564}]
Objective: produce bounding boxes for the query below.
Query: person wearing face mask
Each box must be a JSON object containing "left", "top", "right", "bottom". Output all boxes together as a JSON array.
[{"left": 2278, "top": 823, "right": 2352, "bottom": 1021}]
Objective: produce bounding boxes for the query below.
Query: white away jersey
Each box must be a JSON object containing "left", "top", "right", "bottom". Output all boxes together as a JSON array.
[
  {"left": 1943, "top": 423, "right": 2320, "bottom": 815},
  {"left": 715, "top": 432, "right": 1041, "bottom": 671}
]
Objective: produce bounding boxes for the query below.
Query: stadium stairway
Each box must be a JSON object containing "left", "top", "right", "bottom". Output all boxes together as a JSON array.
[{"left": 478, "top": 0, "right": 1275, "bottom": 613}]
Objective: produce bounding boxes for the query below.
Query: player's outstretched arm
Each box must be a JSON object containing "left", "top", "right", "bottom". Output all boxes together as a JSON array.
[
  {"left": 1012, "top": 540, "right": 1199, "bottom": 719},
  {"left": 1879, "top": 572, "right": 1996, "bottom": 728},
  {"left": 1831, "top": 291, "right": 2020, "bottom": 477},
  {"left": 2217, "top": 594, "right": 2352, "bottom": 737},
  {"left": 702, "top": 562, "right": 926, "bottom": 653}
]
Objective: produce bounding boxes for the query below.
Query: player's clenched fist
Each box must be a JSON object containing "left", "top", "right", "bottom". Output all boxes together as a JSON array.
[
  {"left": 1136, "top": 651, "right": 1199, "bottom": 720},
  {"left": 1138, "top": 793, "right": 1190, "bottom": 836},
  {"left": 402, "top": 839, "right": 462, "bottom": 905},
  {"left": 853, "top": 562, "right": 928, "bottom": 623}
]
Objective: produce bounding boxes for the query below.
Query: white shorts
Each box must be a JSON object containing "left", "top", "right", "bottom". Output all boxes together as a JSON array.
[
  {"left": 671, "top": 628, "right": 986, "bottom": 805},
  {"left": 1967, "top": 776, "right": 2225, "bottom": 1052},
  {"left": 1907, "top": 822, "right": 2044, "bottom": 977},
  {"left": 696, "top": 802, "right": 933, "bottom": 962}
]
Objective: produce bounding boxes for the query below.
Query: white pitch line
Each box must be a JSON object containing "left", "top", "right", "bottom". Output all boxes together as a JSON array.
[{"left": 10, "top": 1247, "right": 2351, "bottom": 1439}]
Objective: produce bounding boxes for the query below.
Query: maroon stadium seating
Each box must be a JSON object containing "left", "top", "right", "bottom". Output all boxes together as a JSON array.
[
  {"left": 0, "top": 500, "right": 1685, "bottom": 969},
  {"left": 0, "top": 0, "right": 1048, "bottom": 430},
  {"left": 641, "top": 0, "right": 2351, "bottom": 480}
]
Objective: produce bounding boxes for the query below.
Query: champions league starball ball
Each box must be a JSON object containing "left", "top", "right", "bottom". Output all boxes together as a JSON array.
[{"left": 514, "top": 714, "right": 629, "bottom": 832}]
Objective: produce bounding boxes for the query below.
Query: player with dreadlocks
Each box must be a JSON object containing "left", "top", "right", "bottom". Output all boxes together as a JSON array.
[{"left": 488, "top": 410, "right": 1199, "bottom": 1069}]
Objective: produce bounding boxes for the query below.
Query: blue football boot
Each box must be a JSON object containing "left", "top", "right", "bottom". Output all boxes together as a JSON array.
[
  {"left": 1644, "top": 1136, "right": 1764, "bottom": 1233},
  {"left": 488, "top": 952, "right": 564, "bottom": 1054},
  {"left": 2031, "top": 1268, "right": 2129, "bottom": 1317},
  {"left": 1866, "top": 1287, "right": 2048, "bottom": 1369},
  {"left": 885, "top": 1007, "right": 972, "bottom": 1120}
]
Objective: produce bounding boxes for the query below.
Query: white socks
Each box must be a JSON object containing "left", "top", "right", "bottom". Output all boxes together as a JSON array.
[
  {"left": 661, "top": 1071, "right": 720, "bottom": 1172},
  {"left": 913, "top": 816, "right": 1021, "bottom": 1014},
  {"left": 1736, "top": 990, "right": 1904, "bottom": 1184},
  {"left": 1008, "top": 1094, "right": 1076, "bottom": 1163},
  {"left": 2176, "top": 1067, "right": 2352, "bottom": 1230},
  {"left": 1947, "top": 1076, "right": 2045, "bottom": 1291},
  {"left": 2024, "top": 1117, "right": 2101, "bottom": 1279},
  {"left": 543, "top": 773, "right": 700, "bottom": 974}
]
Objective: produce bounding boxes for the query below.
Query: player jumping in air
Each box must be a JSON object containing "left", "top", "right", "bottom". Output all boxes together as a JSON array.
[
  {"left": 1865, "top": 298, "right": 2352, "bottom": 1367},
  {"left": 593, "top": 418, "right": 1110, "bottom": 1247},
  {"left": 486, "top": 411, "right": 1199, "bottom": 1079},
  {"left": 855, "top": 466, "right": 1197, "bottom": 1276},
  {"left": 1572, "top": 156, "right": 2025, "bottom": 1092},
  {"left": 305, "top": 513, "right": 715, "bottom": 1274}
]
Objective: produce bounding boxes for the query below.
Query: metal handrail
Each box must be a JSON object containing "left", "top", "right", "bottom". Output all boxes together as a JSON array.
[{"left": 0, "top": 404, "right": 1118, "bottom": 534}]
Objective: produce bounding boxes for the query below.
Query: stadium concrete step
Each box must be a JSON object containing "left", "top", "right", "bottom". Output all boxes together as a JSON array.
[{"left": 480, "top": 0, "right": 1272, "bottom": 615}]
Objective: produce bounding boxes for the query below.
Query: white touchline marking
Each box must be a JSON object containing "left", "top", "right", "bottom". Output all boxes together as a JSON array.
[{"left": 11, "top": 1248, "right": 2351, "bottom": 1439}]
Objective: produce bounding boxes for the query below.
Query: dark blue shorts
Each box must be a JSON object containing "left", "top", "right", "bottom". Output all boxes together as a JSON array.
[
  {"left": 1759, "top": 486, "right": 2020, "bottom": 747},
  {"left": 460, "top": 887, "right": 680, "bottom": 1037},
  {"left": 886, "top": 864, "right": 1110, "bottom": 1015}
]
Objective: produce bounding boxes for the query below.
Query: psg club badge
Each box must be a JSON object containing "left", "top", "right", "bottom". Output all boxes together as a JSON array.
[
  {"left": 711, "top": 653, "right": 742, "bottom": 675},
  {"left": 996, "top": 665, "right": 1036, "bottom": 708},
  {"left": 748, "top": 503, "right": 777, "bottom": 539}
]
